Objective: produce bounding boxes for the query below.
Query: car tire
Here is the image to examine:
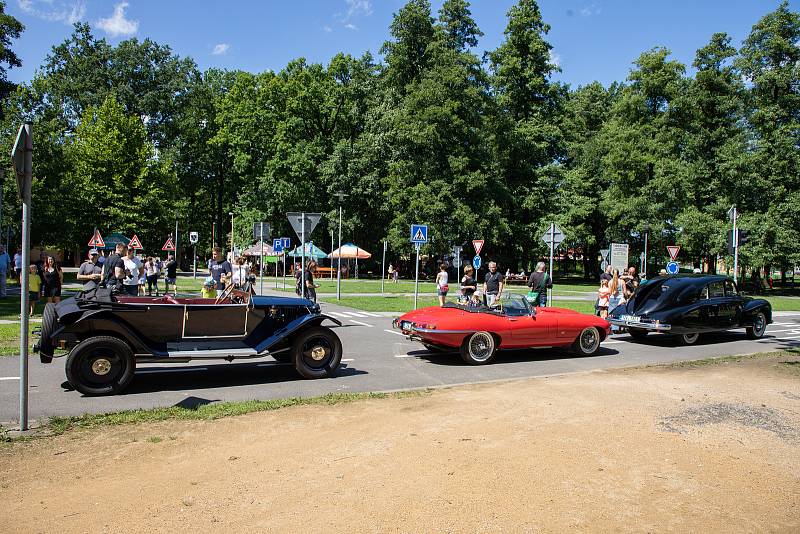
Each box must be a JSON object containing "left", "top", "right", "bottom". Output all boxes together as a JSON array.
[
  {"left": 746, "top": 311, "right": 767, "bottom": 339},
  {"left": 65, "top": 336, "right": 135, "bottom": 396},
  {"left": 459, "top": 331, "right": 496, "bottom": 365},
  {"left": 572, "top": 327, "right": 601, "bottom": 356},
  {"left": 292, "top": 327, "right": 342, "bottom": 379},
  {"left": 677, "top": 332, "right": 700, "bottom": 345},
  {"left": 38, "top": 302, "right": 58, "bottom": 363},
  {"left": 628, "top": 328, "right": 649, "bottom": 341}
]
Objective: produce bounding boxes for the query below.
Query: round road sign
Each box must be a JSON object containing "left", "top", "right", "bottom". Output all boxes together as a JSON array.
[
  {"left": 473, "top": 255, "right": 482, "bottom": 270},
  {"left": 666, "top": 261, "right": 679, "bottom": 275}
]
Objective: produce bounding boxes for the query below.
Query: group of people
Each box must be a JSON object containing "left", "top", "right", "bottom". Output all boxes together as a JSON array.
[
  {"left": 596, "top": 266, "right": 640, "bottom": 318},
  {"left": 87, "top": 243, "right": 178, "bottom": 297},
  {"left": 432, "top": 260, "right": 553, "bottom": 308}
]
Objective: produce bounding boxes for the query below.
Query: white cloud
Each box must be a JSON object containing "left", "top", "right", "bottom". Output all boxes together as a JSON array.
[
  {"left": 344, "top": 23, "right": 357, "bottom": 31},
  {"left": 549, "top": 51, "right": 561, "bottom": 68},
  {"left": 323, "top": 25, "right": 333, "bottom": 33},
  {"left": 345, "top": 0, "right": 372, "bottom": 19},
  {"left": 212, "top": 43, "right": 230, "bottom": 56},
  {"left": 579, "top": 4, "right": 602, "bottom": 17},
  {"left": 96, "top": 2, "right": 138, "bottom": 37},
  {"left": 17, "top": 0, "right": 85, "bottom": 25}
]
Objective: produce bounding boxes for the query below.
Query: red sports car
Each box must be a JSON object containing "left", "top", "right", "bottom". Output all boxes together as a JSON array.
[{"left": 393, "top": 293, "right": 611, "bottom": 364}]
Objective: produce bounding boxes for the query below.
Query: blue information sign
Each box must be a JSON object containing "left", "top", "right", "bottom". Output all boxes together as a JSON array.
[
  {"left": 282, "top": 237, "right": 291, "bottom": 249},
  {"left": 666, "top": 261, "right": 679, "bottom": 275},
  {"left": 410, "top": 224, "right": 428, "bottom": 244},
  {"left": 473, "top": 255, "right": 482, "bottom": 270},
  {"left": 273, "top": 238, "right": 283, "bottom": 252}
]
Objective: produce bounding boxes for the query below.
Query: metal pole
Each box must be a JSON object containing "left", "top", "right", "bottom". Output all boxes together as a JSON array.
[
  {"left": 282, "top": 251, "right": 286, "bottom": 290},
  {"left": 175, "top": 219, "right": 179, "bottom": 266},
  {"left": 193, "top": 244, "right": 197, "bottom": 279},
  {"left": 259, "top": 222, "right": 264, "bottom": 295},
  {"left": 19, "top": 123, "right": 32, "bottom": 431},
  {"left": 733, "top": 207, "right": 738, "bottom": 284},
  {"left": 0, "top": 171, "right": 4, "bottom": 250},
  {"left": 548, "top": 223, "right": 554, "bottom": 307},
  {"left": 337, "top": 205, "right": 342, "bottom": 301},
  {"left": 381, "top": 240, "right": 386, "bottom": 295},
  {"left": 301, "top": 213, "right": 306, "bottom": 299},
  {"left": 644, "top": 230, "right": 648, "bottom": 278},
  {"left": 414, "top": 243, "right": 420, "bottom": 309}
]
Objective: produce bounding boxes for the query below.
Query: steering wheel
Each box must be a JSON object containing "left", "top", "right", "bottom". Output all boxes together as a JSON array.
[{"left": 214, "top": 283, "right": 234, "bottom": 305}]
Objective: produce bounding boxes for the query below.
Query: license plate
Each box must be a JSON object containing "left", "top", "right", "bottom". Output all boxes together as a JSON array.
[
  {"left": 400, "top": 321, "right": 412, "bottom": 330},
  {"left": 620, "top": 315, "right": 641, "bottom": 323}
]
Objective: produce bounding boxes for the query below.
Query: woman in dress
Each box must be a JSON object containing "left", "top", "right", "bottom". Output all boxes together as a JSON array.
[
  {"left": 42, "top": 256, "right": 63, "bottom": 305},
  {"left": 436, "top": 263, "right": 449, "bottom": 306},
  {"left": 144, "top": 257, "right": 160, "bottom": 296}
]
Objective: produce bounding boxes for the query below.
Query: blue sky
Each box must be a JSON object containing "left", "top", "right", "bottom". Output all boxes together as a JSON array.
[{"left": 6, "top": 1, "right": 798, "bottom": 88}]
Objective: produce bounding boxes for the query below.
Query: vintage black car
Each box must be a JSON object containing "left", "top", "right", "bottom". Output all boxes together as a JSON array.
[
  {"left": 36, "top": 285, "right": 343, "bottom": 395},
  {"left": 607, "top": 275, "right": 772, "bottom": 345}
]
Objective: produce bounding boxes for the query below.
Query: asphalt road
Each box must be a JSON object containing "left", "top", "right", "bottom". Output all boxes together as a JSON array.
[{"left": 1, "top": 302, "right": 799, "bottom": 424}]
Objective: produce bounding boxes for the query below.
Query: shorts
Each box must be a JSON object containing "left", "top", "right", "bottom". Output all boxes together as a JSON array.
[
  {"left": 29, "top": 291, "right": 39, "bottom": 302},
  {"left": 437, "top": 287, "right": 448, "bottom": 297},
  {"left": 44, "top": 286, "right": 61, "bottom": 298},
  {"left": 165, "top": 277, "right": 176, "bottom": 285}
]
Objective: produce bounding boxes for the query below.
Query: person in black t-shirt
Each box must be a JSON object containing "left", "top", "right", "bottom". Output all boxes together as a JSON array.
[
  {"left": 164, "top": 254, "right": 178, "bottom": 294},
  {"left": 459, "top": 265, "right": 477, "bottom": 303},
  {"left": 207, "top": 247, "right": 232, "bottom": 296},
  {"left": 483, "top": 261, "right": 505, "bottom": 307},
  {"left": 102, "top": 243, "right": 127, "bottom": 290}
]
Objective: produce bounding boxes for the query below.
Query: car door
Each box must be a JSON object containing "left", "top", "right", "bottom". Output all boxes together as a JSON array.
[
  {"left": 182, "top": 303, "right": 250, "bottom": 339},
  {"left": 705, "top": 281, "right": 726, "bottom": 329},
  {"left": 506, "top": 297, "right": 555, "bottom": 346},
  {"left": 720, "top": 279, "right": 743, "bottom": 328}
]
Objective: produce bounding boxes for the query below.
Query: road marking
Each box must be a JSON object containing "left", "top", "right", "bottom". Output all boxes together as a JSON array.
[
  {"left": 359, "top": 312, "right": 383, "bottom": 317},
  {"left": 328, "top": 312, "right": 350, "bottom": 318},
  {"left": 394, "top": 354, "right": 417, "bottom": 358},
  {"left": 348, "top": 319, "right": 374, "bottom": 328},
  {"left": 338, "top": 311, "right": 367, "bottom": 317},
  {"left": 384, "top": 329, "right": 405, "bottom": 336},
  {"left": 602, "top": 340, "right": 625, "bottom": 344},
  {"left": 765, "top": 328, "right": 800, "bottom": 334},
  {"left": 770, "top": 322, "right": 798, "bottom": 326},
  {"left": 0, "top": 376, "right": 20, "bottom": 381},
  {"left": 342, "top": 358, "right": 354, "bottom": 362}
]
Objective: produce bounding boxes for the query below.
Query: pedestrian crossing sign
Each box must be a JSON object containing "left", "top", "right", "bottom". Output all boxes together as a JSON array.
[{"left": 410, "top": 224, "right": 428, "bottom": 244}]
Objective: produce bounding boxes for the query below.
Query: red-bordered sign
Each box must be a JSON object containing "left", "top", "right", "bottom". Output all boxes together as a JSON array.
[
  {"left": 161, "top": 237, "right": 176, "bottom": 251},
  {"left": 88, "top": 229, "right": 105, "bottom": 248},
  {"left": 128, "top": 234, "right": 143, "bottom": 250},
  {"left": 667, "top": 245, "right": 680, "bottom": 261},
  {"left": 472, "top": 240, "right": 484, "bottom": 256}
]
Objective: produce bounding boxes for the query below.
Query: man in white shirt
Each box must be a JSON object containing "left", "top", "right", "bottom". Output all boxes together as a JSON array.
[
  {"left": 13, "top": 247, "right": 22, "bottom": 281},
  {"left": 122, "top": 247, "right": 142, "bottom": 296}
]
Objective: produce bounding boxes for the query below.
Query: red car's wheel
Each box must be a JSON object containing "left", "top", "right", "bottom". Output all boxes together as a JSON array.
[
  {"left": 459, "top": 331, "right": 496, "bottom": 365},
  {"left": 572, "top": 327, "right": 601, "bottom": 356}
]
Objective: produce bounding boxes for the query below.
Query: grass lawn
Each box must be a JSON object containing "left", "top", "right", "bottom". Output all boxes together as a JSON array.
[{"left": 0, "top": 323, "right": 38, "bottom": 356}]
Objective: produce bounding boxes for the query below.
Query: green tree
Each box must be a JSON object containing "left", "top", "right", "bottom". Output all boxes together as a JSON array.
[
  {"left": 381, "top": 0, "right": 435, "bottom": 93},
  {"left": 0, "top": 0, "right": 23, "bottom": 116}
]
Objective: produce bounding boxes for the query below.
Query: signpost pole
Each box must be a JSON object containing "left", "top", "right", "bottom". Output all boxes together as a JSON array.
[
  {"left": 548, "top": 223, "right": 555, "bottom": 307},
  {"left": 193, "top": 244, "right": 197, "bottom": 279},
  {"left": 18, "top": 124, "right": 32, "bottom": 431},
  {"left": 643, "top": 228, "right": 649, "bottom": 278},
  {"left": 381, "top": 240, "right": 386, "bottom": 295},
  {"left": 259, "top": 222, "right": 264, "bottom": 295},
  {"left": 283, "top": 250, "right": 286, "bottom": 290},
  {"left": 732, "top": 207, "right": 738, "bottom": 284},
  {"left": 301, "top": 213, "right": 306, "bottom": 299},
  {"left": 337, "top": 205, "right": 342, "bottom": 301},
  {"left": 414, "top": 243, "right": 420, "bottom": 310}
]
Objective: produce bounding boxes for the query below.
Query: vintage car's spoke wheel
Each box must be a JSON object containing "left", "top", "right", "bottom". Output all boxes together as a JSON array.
[
  {"left": 678, "top": 332, "right": 700, "bottom": 345},
  {"left": 746, "top": 312, "right": 767, "bottom": 339},
  {"left": 38, "top": 303, "right": 58, "bottom": 363},
  {"left": 65, "top": 336, "right": 135, "bottom": 396},
  {"left": 460, "top": 331, "right": 496, "bottom": 365},
  {"left": 292, "top": 327, "right": 342, "bottom": 379},
  {"left": 573, "top": 327, "right": 601, "bottom": 356}
]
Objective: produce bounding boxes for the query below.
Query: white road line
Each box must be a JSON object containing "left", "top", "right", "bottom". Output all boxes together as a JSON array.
[
  {"left": 342, "top": 358, "right": 354, "bottom": 362},
  {"left": 384, "top": 329, "right": 405, "bottom": 336},
  {"left": 359, "top": 312, "right": 383, "bottom": 317},
  {"left": 328, "top": 312, "right": 350, "bottom": 318},
  {"left": 0, "top": 376, "right": 20, "bottom": 381},
  {"left": 348, "top": 319, "right": 374, "bottom": 328},
  {"left": 343, "top": 312, "right": 369, "bottom": 318},
  {"left": 770, "top": 322, "right": 798, "bottom": 326},
  {"left": 394, "top": 354, "right": 417, "bottom": 358},
  {"left": 602, "top": 340, "right": 625, "bottom": 344},
  {"left": 766, "top": 328, "right": 800, "bottom": 334}
]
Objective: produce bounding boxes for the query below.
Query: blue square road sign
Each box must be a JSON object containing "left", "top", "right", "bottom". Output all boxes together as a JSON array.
[{"left": 410, "top": 224, "right": 428, "bottom": 244}]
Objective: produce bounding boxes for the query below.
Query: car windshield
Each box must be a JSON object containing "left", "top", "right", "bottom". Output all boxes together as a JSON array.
[{"left": 498, "top": 293, "right": 532, "bottom": 316}]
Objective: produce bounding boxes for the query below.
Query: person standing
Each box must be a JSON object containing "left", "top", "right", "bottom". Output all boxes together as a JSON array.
[
  {"left": 42, "top": 256, "right": 63, "bottom": 304},
  {"left": 27, "top": 264, "right": 40, "bottom": 316},
  {"left": 527, "top": 262, "right": 553, "bottom": 307},
  {"left": 436, "top": 263, "right": 449, "bottom": 306},
  {"left": 144, "top": 256, "right": 160, "bottom": 296},
  {"left": 207, "top": 247, "right": 232, "bottom": 297},
  {"left": 164, "top": 254, "right": 178, "bottom": 294},
  {"left": 459, "top": 265, "right": 477, "bottom": 303},
  {"left": 231, "top": 256, "right": 250, "bottom": 287},
  {"left": 483, "top": 261, "right": 505, "bottom": 307},
  {"left": 303, "top": 261, "right": 320, "bottom": 302},
  {"left": 13, "top": 247, "right": 22, "bottom": 281},
  {"left": 597, "top": 279, "right": 611, "bottom": 319},
  {"left": 387, "top": 263, "right": 395, "bottom": 282},
  {"left": 0, "top": 246, "right": 9, "bottom": 298},
  {"left": 101, "top": 243, "right": 127, "bottom": 291},
  {"left": 600, "top": 265, "right": 613, "bottom": 283},
  {"left": 76, "top": 249, "right": 102, "bottom": 290},
  {"left": 122, "top": 247, "right": 142, "bottom": 296}
]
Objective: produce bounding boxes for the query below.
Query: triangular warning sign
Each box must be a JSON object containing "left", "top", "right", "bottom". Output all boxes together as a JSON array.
[
  {"left": 161, "top": 237, "right": 176, "bottom": 251},
  {"left": 473, "top": 239, "right": 484, "bottom": 256},
  {"left": 667, "top": 245, "right": 680, "bottom": 261},
  {"left": 88, "top": 229, "right": 105, "bottom": 248},
  {"left": 128, "top": 234, "right": 143, "bottom": 250},
  {"left": 413, "top": 228, "right": 425, "bottom": 241}
]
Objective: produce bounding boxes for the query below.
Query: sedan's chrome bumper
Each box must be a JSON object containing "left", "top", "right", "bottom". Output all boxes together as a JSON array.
[{"left": 607, "top": 318, "right": 672, "bottom": 331}]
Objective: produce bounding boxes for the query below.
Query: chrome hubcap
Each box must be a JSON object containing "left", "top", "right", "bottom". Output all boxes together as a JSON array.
[
  {"left": 92, "top": 358, "right": 112, "bottom": 376},
  {"left": 310, "top": 346, "right": 327, "bottom": 361},
  {"left": 580, "top": 328, "right": 599, "bottom": 352},
  {"left": 469, "top": 333, "right": 494, "bottom": 361},
  {"left": 684, "top": 333, "right": 699, "bottom": 343},
  {"left": 755, "top": 315, "right": 765, "bottom": 335}
]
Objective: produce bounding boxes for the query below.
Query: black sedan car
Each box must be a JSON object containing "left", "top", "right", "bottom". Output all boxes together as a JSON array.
[
  {"left": 36, "top": 285, "right": 343, "bottom": 395},
  {"left": 607, "top": 275, "right": 772, "bottom": 345}
]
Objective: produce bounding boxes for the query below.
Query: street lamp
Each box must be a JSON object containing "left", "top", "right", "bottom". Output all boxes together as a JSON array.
[
  {"left": 333, "top": 192, "right": 349, "bottom": 300},
  {"left": 228, "top": 211, "right": 234, "bottom": 262}
]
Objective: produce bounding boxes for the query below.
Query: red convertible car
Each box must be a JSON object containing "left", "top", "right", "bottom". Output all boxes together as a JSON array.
[{"left": 393, "top": 293, "right": 611, "bottom": 364}]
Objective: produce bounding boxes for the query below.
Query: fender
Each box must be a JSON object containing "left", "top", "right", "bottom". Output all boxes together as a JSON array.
[
  {"left": 255, "top": 313, "right": 341, "bottom": 353},
  {"left": 742, "top": 298, "right": 772, "bottom": 324}
]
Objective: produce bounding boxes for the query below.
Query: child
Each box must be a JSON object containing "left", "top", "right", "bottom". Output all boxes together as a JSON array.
[
  {"left": 597, "top": 278, "right": 610, "bottom": 319},
  {"left": 468, "top": 290, "right": 484, "bottom": 308},
  {"left": 28, "top": 264, "right": 40, "bottom": 317},
  {"left": 201, "top": 276, "right": 216, "bottom": 299}
]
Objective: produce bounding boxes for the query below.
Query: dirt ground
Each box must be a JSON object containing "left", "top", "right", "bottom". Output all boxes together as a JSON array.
[{"left": 2, "top": 353, "right": 800, "bottom": 533}]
